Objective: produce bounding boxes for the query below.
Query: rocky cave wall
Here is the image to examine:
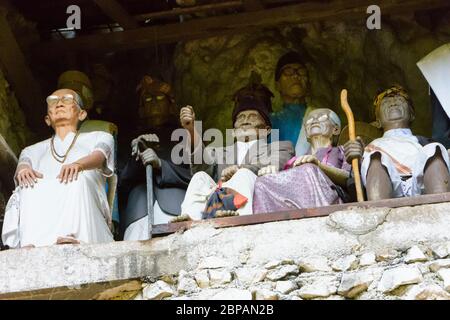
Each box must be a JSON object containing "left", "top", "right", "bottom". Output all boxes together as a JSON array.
[{"left": 174, "top": 12, "right": 450, "bottom": 137}]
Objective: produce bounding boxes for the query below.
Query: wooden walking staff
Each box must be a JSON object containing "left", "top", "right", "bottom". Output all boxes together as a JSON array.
[{"left": 340, "top": 89, "right": 364, "bottom": 202}]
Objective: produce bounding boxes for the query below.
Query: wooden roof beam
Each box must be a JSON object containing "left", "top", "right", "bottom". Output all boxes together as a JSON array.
[
  {"left": 93, "top": 0, "right": 138, "bottom": 30},
  {"left": 33, "top": 0, "right": 450, "bottom": 59},
  {"left": 134, "top": 1, "right": 243, "bottom": 22}
]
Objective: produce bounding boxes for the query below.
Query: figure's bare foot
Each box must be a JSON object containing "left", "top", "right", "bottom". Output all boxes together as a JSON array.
[
  {"left": 56, "top": 234, "right": 80, "bottom": 245},
  {"left": 215, "top": 210, "right": 239, "bottom": 218},
  {"left": 170, "top": 214, "right": 192, "bottom": 223},
  {"left": 21, "top": 244, "right": 35, "bottom": 249}
]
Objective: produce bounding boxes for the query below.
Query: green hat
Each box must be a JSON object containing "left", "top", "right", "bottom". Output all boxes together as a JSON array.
[{"left": 57, "top": 70, "right": 94, "bottom": 110}]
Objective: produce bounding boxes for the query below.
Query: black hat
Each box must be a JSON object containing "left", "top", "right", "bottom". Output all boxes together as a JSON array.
[
  {"left": 232, "top": 79, "right": 274, "bottom": 127},
  {"left": 275, "top": 51, "right": 306, "bottom": 81}
]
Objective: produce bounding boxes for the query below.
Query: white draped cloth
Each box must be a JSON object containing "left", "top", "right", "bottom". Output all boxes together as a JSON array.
[
  {"left": 361, "top": 128, "right": 450, "bottom": 197},
  {"left": 1, "top": 131, "right": 115, "bottom": 248}
]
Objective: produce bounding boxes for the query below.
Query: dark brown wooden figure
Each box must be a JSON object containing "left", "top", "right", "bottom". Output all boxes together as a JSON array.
[{"left": 344, "top": 86, "right": 450, "bottom": 201}]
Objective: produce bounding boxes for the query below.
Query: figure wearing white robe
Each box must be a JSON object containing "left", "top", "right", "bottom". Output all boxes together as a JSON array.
[
  {"left": 361, "top": 128, "right": 450, "bottom": 197},
  {"left": 1, "top": 131, "right": 115, "bottom": 248}
]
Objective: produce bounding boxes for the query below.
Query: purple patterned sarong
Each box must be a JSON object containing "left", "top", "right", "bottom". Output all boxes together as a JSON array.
[{"left": 252, "top": 146, "right": 351, "bottom": 214}]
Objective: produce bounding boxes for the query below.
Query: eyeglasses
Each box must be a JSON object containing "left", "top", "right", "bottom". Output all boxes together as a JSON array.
[
  {"left": 144, "top": 95, "right": 166, "bottom": 102},
  {"left": 305, "top": 114, "right": 329, "bottom": 125},
  {"left": 281, "top": 66, "right": 308, "bottom": 77},
  {"left": 46, "top": 94, "right": 78, "bottom": 107}
]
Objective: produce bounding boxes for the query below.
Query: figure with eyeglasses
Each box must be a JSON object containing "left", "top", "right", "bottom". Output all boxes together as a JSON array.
[
  {"left": 1, "top": 89, "right": 115, "bottom": 248},
  {"left": 271, "top": 52, "right": 316, "bottom": 157},
  {"left": 253, "top": 108, "right": 351, "bottom": 213}
]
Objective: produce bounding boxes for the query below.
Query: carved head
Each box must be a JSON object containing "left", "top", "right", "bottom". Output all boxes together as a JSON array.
[
  {"left": 304, "top": 108, "right": 341, "bottom": 142},
  {"left": 45, "top": 89, "right": 87, "bottom": 129},
  {"left": 232, "top": 78, "right": 273, "bottom": 141},
  {"left": 275, "top": 52, "right": 309, "bottom": 104},
  {"left": 373, "top": 85, "right": 415, "bottom": 131},
  {"left": 136, "top": 75, "right": 176, "bottom": 128}
]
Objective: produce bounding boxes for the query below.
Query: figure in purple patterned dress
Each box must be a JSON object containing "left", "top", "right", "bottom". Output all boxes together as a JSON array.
[{"left": 253, "top": 108, "right": 351, "bottom": 214}]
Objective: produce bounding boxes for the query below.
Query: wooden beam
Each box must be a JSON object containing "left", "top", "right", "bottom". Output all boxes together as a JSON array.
[
  {"left": 243, "top": 0, "right": 264, "bottom": 11},
  {"left": 0, "top": 8, "right": 44, "bottom": 133},
  {"left": 153, "top": 191, "right": 450, "bottom": 237},
  {"left": 93, "top": 0, "right": 138, "bottom": 29},
  {"left": 33, "top": 0, "right": 450, "bottom": 59},
  {"left": 135, "top": 1, "right": 243, "bottom": 21}
]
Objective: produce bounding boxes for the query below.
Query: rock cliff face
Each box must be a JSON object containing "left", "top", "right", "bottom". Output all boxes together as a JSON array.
[{"left": 174, "top": 12, "right": 450, "bottom": 136}]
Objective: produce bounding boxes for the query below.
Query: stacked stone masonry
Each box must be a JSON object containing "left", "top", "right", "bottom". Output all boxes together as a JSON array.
[{"left": 2, "top": 203, "right": 450, "bottom": 300}]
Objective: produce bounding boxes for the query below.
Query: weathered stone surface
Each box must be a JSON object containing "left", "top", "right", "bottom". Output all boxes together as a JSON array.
[
  {"left": 359, "top": 252, "right": 376, "bottom": 267},
  {"left": 376, "top": 249, "right": 400, "bottom": 262},
  {"left": 338, "top": 270, "right": 375, "bottom": 298},
  {"left": 194, "top": 270, "right": 210, "bottom": 288},
  {"left": 275, "top": 281, "right": 297, "bottom": 294},
  {"left": 209, "top": 270, "right": 232, "bottom": 287},
  {"left": 332, "top": 255, "right": 358, "bottom": 271},
  {"left": 4, "top": 202, "right": 450, "bottom": 299},
  {"left": 429, "top": 259, "right": 450, "bottom": 272},
  {"left": 266, "top": 265, "right": 299, "bottom": 281},
  {"left": 235, "top": 267, "right": 267, "bottom": 285},
  {"left": 327, "top": 208, "right": 389, "bottom": 235},
  {"left": 177, "top": 276, "right": 199, "bottom": 294},
  {"left": 253, "top": 288, "right": 279, "bottom": 300},
  {"left": 403, "top": 283, "right": 450, "bottom": 300},
  {"left": 142, "top": 281, "right": 174, "bottom": 300},
  {"left": 298, "top": 277, "right": 337, "bottom": 299},
  {"left": 404, "top": 246, "right": 428, "bottom": 264},
  {"left": 431, "top": 244, "right": 449, "bottom": 259},
  {"left": 264, "top": 260, "right": 281, "bottom": 270},
  {"left": 212, "top": 288, "right": 252, "bottom": 300},
  {"left": 298, "top": 256, "right": 331, "bottom": 273},
  {"left": 437, "top": 269, "right": 450, "bottom": 292},
  {"left": 378, "top": 266, "right": 423, "bottom": 293},
  {"left": 198, "top": 257, "right": 229, "bottom": 269}
]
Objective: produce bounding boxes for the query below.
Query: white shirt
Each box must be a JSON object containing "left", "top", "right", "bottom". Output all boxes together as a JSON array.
[{"left": 236, "top": 140, "right": 258, "bottom": 165}]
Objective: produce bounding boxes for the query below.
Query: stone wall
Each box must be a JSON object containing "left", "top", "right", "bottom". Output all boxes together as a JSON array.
[
  {"left": 173, "top": 12, "right": 450, "bottom": 136},
  {"left": 2, "top": 202, "right": 450, "bottom": 300},
  {"left": 137, "top": 242, "right": 450, "bottom": 300}
]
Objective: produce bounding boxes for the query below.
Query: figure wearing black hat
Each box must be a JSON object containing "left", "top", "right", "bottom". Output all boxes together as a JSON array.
[
  {"left": 176, "top": 78, "right": 294, "bottom": 221},
  {"left": 272, "top": 51, "right": 315, "bottom": 156}
]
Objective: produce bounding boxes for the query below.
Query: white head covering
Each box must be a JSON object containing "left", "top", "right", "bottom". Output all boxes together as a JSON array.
[{"left": 417, "top": 43, "right": 450, "bottom": 118}]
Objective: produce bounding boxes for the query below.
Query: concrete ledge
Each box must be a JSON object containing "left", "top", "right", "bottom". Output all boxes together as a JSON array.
[{"left": 1, "top": 202, "right": 450, "bottom": 299}]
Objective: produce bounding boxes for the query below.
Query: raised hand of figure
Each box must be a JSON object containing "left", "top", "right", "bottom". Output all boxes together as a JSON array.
[
  {"left": 170, "top": 214, "right": 192, "bottom": 223},
  {"left": 292, "top": 155, "right": 319, "bottom": 167},
  {"left": 180, "top": 105, "right": 195, "bottom": 132},
  {"left": 140, "top": 148, "right": 161, "bottom": 169},
  {"left": 16, "top": 165, "right": 43, "bottom": 188},
  {"left": 257, "top": 165, "right": 279, "bottom": 177},
  {"left": 221, "top": 165, "right": 239, "bottom": 182},
  {"left": 57, "top": 162, "right": 83, "bottom": 184},
  {"left": 131, "top": 134, "right": 160, "bottom": 160},
  {"left": 344, "top": 136, "right": 364, "bottom": 164},
  {"left": 215, "top": 210, "right": 239, "bottom": 218}
]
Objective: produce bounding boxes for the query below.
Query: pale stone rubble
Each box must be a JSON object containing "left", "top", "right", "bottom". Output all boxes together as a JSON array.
[{"left": 137, "top": 242, "right": 450, "bottom": 300}]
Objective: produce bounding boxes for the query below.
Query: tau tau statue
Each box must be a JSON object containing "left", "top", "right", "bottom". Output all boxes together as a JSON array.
[
  {"left": 253, "top": 108, "right": 351, "bottom": 213},
  {"left": 118, "top": 76, "right": 191, "bottom": 240},
  {"left": 177, "top": 79, "right": 294, "bottom": 221},
  {"left": 344, "top": 85, "right": 450, "bottom": 201}
]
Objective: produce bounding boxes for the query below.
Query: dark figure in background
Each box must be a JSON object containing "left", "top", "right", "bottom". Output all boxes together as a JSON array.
[{"left": 119, "top": 76, "right": 191, "bottom": 240}]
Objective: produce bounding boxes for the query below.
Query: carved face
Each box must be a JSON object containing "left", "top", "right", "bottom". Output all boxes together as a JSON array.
[
  {"left": 45, "top": 89, "right": 86, "bottom": 129},
  {"left": 138, "top": 93, "right": 172, "bottom": 127},
  {"left": 304, "top": 108, "right": 340, "bottom": 140},
  {"left": 233, "top": 110, "right": 270, "bottom": 141},
  {"left": 378, "top": 95, "right": 413, "bottom": 129},
  {"left": 276, "top": 63, "right": 309, "bottom": 103}
]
